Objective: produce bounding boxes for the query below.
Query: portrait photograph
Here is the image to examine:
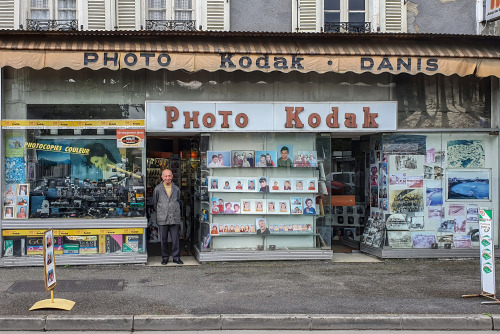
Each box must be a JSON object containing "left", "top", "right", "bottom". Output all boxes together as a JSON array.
[
  {"left": 206, "top": 151, "right": 231, "bottom": 168},
  {"left": 269, "top": 178, "right": 283, "bottom": 192},
  {"left": 306, "top": 179, "right": 317, "bottom": 192},
  {"left": 255, "top": 218, "right": 269, "bottom": 235},
  {"left": 241, "top": 199, "right": 253, "bottom": 214},
  {"left": 17, "top": 205, "right": 27, "bottom": 219},
  {"left": 247, "top": 179, "right": 257, "bottom": 192},
  {"left": 210, "top": 197, "right": 224, "bottom": 215},
  {"left": 294, "top": 179, "right": 305, "bottom": 191},
  {"left": 293, "top": 151, "right": 318, "bottom": 167},
  {"left": 267, "top": 200, "right": 277, "bottom": 214},
  {"left": 283, "top": 179, "right": 293, "bottom": 191},
  {"left": 5, "top": 184, "right": 16, "bottom": 197},
  {"left": 303, "top": 197, "right": 316, "bottom": 215},
  {"left": 231, "top": 150, "right": 254, "bottom": 168},
  {"left": 208, "top": 177, "right": 219, "bottom": 190},
  {"left": 276, "top": 144, "right": 294, "bottom": 168},
  {"left": 278, "top": 200, "right": 289, "bottom": 214},
  {"left": 219, "top": 177, "right": 233, "bottom": 192},
  {"left": 17, "top": 184, "right": 28, "bottom": 196},
  {"left": 3, "top": 205, "right": 15, "bottom": 219},
  {"left": 254, "top": 150, "right": 278, "bottom": 167},
  {"left": 234, "top": 178, "right": 245, "bottom": 191},
  {"left": 254, "top": 199, "right": 267, "bottom": 214},
  {"left": 3, "top": 197, "right": 14, "bottom": 206}
]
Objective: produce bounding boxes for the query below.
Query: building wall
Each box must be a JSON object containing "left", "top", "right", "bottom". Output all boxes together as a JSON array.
[
  {"left": 407, "top": 0, "right": 475, "bottom": 34},
  {"left": 230, "top": 0, "right": 292, "bottom": 32}
]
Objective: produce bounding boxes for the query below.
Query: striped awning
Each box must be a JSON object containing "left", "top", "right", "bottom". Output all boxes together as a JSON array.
[{"left": 0, "top": 30, "right": 499, "bottom": 77}]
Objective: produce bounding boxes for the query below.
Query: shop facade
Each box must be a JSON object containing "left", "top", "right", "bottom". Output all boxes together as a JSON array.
[{"left": 0, "top": 30, "right": 499, "bottom": 265}]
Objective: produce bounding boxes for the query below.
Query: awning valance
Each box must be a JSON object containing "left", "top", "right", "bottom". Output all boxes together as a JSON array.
[{"left": 0, "top": 31, "right": 498, "bottom": 77}]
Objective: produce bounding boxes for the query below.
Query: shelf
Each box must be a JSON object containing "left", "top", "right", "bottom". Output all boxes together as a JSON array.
[{"left": 210, "top": 233, "right": 317, "bottom": 237}]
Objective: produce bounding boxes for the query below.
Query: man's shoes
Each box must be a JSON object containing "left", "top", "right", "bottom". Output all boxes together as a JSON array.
[
  {"left": 161, "top": 260, "right": 168, "bottom": 265},
  {"left": 173, "top": 259, "right": 184, "bottom": 265}
]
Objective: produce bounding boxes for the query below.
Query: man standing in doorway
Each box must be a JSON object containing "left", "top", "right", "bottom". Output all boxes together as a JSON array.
[{"left": 153, "top": 169, "right": 183, "bottom": 265}]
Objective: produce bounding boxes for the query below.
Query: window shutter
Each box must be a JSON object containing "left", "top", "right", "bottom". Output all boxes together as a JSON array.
[
  {"left": 203, "top": 0, "right": 229, "bottom": 31},
  {"left": 117, "top": 0, "right": 139, "bottom": 30},
  {"left": 293, "top": 0, "right": 321, "bottom": 32},
  {"left": 382, "top": 0, "right": 406, "bottom": 32},
  {"left": 0, "top": 0, "right": 15, "bottom": 29},
  {"left": 87, "top": 0, "right": 107, "bottom": 30}
]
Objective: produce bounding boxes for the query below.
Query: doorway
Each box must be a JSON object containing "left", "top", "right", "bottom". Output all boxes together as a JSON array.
[
  {"left": 145, "top": 136, "right": 200, "bottom": 258},
  {"left": 328, "top": 137, "right": 369, "bottom": 253}
]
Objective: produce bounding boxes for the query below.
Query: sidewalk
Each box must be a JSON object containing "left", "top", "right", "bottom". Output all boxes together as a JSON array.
[{"left": 0, "top": 257, "right": 498, "bottom": 331}]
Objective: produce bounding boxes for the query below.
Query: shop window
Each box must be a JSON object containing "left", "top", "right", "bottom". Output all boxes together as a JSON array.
[
  {"left": 324, "top": 0, "right": 370, "bottom": 33},
  {"left": 3, "top": 129, "right": 145, "bottom": 220}
]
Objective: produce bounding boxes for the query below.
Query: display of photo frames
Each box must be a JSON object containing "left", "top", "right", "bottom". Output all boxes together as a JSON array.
[
  {"left": 3, "top": 183, "right": 30, "bottom": 219},
  {"left": 293, "top": 151, "right": 318, "bottom": 167},
  {"left": 255, "top": 151, "right": 278, "bottom": 167},
  {"left": 208, "top": 177, "right": 317, "bottom": 193},
  {"left": 231, "top": 150, "right": 255, "bottom": 168},
  {"left": 206, "top": 151, "right": 231, "bottom": 168}
]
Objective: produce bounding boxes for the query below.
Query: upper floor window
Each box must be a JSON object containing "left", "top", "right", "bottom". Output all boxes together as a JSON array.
[
  {"left": 324, "top": 0, "right": 369, "bottom": 32},
  {"left": 30, "top": 0, "right": 76, "bottom": 20},
  {"left": 147, "top": 0, "right": 195, "bottom": 30}
]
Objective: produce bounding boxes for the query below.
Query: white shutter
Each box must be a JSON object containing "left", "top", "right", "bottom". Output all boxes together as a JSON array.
[
  {"left": 203, "top": 0, "right": 229, "bottom": 31},
  {"left": 87, "top": 0, "right": 107, "bottom": 30},
  {"left": 0, "top": 0, "right": 15, "bottom": 29},
  {"left": 293, "top": 0, "right": 321, "bottom": 32},
  {"left": 117, "top": 0, "right": 139, "bottom": 30},
  {"left": 382, "top": 0, "right": 406, "bottom": 32}
]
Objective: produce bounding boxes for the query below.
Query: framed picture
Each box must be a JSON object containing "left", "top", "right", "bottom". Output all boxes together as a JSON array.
[
  {"left": 219, "top": 177, "right": 233, "bottom": 192},
  {"left": 290, "top": 197, "right": 303, "bottom": 214},
  {"left": 5, "top": 184, "right": 16, "bottom": 197},
  {"left": 258, "top": 177, "right": 269, "bottom": 193},
  {"left": 206, "top": 151, "right": 231, "bottom": 168},
  {"left": 208, "top": 177, "right": 219, "bottom": 190},
  {"left": 303, "top": 197, "right": 316, "bottom": 215},
  {"left": 278, "top": 200, "right": 289, "bottom": 214},
  {"left": 276, "top": 144, "right": 294, "bottom": 168},
  {"left": 223, "top": 201, "right": 239, "bottom": 214},
  {"left": 254, "top": 150, "right": 278, "bottom": 167},
  {"left": 267, "top": 200, "right": 277, "bottom": 214},
  {"left": 18, "top": 184, "right": 29, "bottom": 196},
  {"left": 447, "top": 169, "right": 490, "bottom": 200},
  {"left": 256, "top": 218, "right": 270, "bottom": 234},
  {"left": 210, "top": 197, "right": 224, "bottom": 215},
  {"left": 294, "top": 179, "right": 305, "bottom": 191},
  {"left": 17, "top": 205, "right": 28, "bottom": 219},
  {"left": 247, "top": 178, "right": 258, "bottom": 192},
  {"left": 294, "top": 151, "right": 318, "bottom": 167},
  {"left": 234, "top": 178, "right": 246, "bottom": 191},
  {"left": 269, "top": 178, "right": 283, "bottom": 192},
  {"left": 231, "top": 150, "right": 254, "bottom": 168},
  {"left": 241, "top": 199, "right": 253, "bottom": 214},
  {"left": 283, "top": 179, "right": 293, "bottom": 191},
  {"left": 306, "top": 179, "right": 317, "bottom": 192},
  {"left": 254, "top": 199, "right": 267, "bottom": 214},
  {"left": 3, "top": 205, "right": 15, "bottom": 219}
]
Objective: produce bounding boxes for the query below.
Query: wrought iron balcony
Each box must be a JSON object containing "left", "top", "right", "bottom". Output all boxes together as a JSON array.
[
  {"left": 324, "top": 21, "right": 371, "bottom": 33},
  {"left": 26, "top": 19, "right": 78, "bottom": 31},
  {"left": 145, "top": 20, "right": 196, "bottom": 31}
]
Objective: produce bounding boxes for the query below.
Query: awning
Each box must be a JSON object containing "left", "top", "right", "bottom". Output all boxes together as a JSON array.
[{"left": 0, "top": 30, "right": 499, "bottom": 77}]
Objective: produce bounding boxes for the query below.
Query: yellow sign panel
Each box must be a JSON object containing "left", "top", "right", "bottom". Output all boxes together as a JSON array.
[
  {"left": 1, "top": 119, "right": 145, "bottom": 129},
  {"left": 2, "top": 228, "right": 143, "bottom": 237}
]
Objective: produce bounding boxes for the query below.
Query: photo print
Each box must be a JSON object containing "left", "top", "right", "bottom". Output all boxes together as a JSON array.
[
  {"left": 256, "top": 218, "right": 270, "bottom": 235},
  {"left": 234, "top": 178, "right": 245, "bottom": 191},
  {"left": 390, "top": 155, "right": 424, "bottom": 172},
  {"left": 448, "top": 204, "right": 465, "bottom": 216},
  {"left": 206, "top": 151, "right": 231, "bottom": 168},
  {"left": 447, "top": 140, "right": 485, "bottom": 168},
  {"left": 437, "top": 219, "right": 454, "bottom": 232},
  {"left": 17, "top": 205, "right": 27, "bottom": 219},
  {"left": 437, "top": 234, "right": 454, "bottom": 248},
  {"left": 210, "top": 197, "right": 224, "bottom": 215},
  {"left": 385, "top": 213, "right": 410, "bottom": 231},
  {"left": 303, "top": 197, "right": 316, "bottom": 215},
  {"left": 307, "top": 179, "right": 317, "bottom": 192},
  {"left": 467, "top": 224, "right": 479, "bottom": 242},
  {"left": 466, "top": 206, "right": 479, "bottom": 223},
  {"left": 411, "top": 231, "right": 437, "bottom": 248},
  {"left": 389, "top": 189, "right": 424, "bottom": 213},
  {"left": 370, "top": 166, "right": 378, "bottom": 186},
  {"left": 258, "top": 177, "right": 270, "bottom": 193},
  {"left": 255, "top": 150, "right": 278, "bottom": 167},
  {"left": 290, "top": 197, "right": 303, "bottom": 214},
  {"left": 254, "top": 199, "right": 266, "bottom": 214},
  {"left": 370, "top": 186, "right": 379, "bottom": 207},
  {"left": 294, "top": 151, "right": 318, "bottom": 167},
  {"left": 17, "top": 184, "right": 28, "bottom": 196},
  {"left": 241, "top": 199, "right": 253, "bottom": 214},
  {"left": 434, "top": 166, "right": 444, "bottom": 180},
  {"left": 278, "top": 200, "right": 289, "bottom": 214},
  {"left": 276, "top": 144, "right": 294, "bottom": 168},
  {"left": 231, "top": 150, "right": 254, "bottom": 168},
  {"left": 220, "top": 177, "right": 233, "bottom": 192},
  {"left": 389, "top": 172, "right": 407, "bottom": 186},
  {"left": 269, "top": 178, "right": 283, "bottom": 192},
  {"left": 426, "top": 187, "right": 443, "bottom": 206},
  {"left": 232, "top": 202, "right": 242, "bottom": 214},
  {"left": 407, "top": 176, "right": 423, "bottom": 188},
  {"left": 383, "top": 135, "right": 427, "bottom": 155},
  {"left": 424, "top": 165, "right": 434, "bottom": 179},
  {"left": 247, "top": 178, "right": 257, "bottom": 191},
  {"left": 343, "top": 228, "right": 355, "bottom": 241},
  {"left": 447, "top": 170, "right": 490, "bottom": 200},
  {"left": 294, "top": 179, "right": 305, "bottom": 191},
  {"left": 387, "top": 231, "right": 413, "bottom": 248},
  {"left": 283, "top": 179, "right": 293, "bottom": 191},
  {"left": 267, "top": 200, "right": 277, "bottom": 214},
  {"left": 453, "top": 216, "right": 467, "bottom": 233},
  {"left": 223, "top": 201, "right": 239, "bottom": 214},
  {"left": 5, "top": 184, "right": 16, "bottom": 197},
  {"left": 379, "top": 186, "right": 388, "bottom": 199},
  {"left": 4, "top": 206, "right": 15, "bottom": 219},
  {"left": 453, "top": 234, "right": 472, "bottom": 248}
]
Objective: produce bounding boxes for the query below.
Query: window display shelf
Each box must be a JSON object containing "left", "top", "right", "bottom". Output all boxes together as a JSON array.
[{"left": 0, "top": 217, "right": 147, "bottom": 229}]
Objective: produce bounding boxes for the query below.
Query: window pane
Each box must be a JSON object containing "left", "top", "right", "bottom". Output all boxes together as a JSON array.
[
  {"left": 175, "top": 0, "right": 192, "bottom": 10},
  {"left": 349, "top": 0, "right": 365, "bottom": 11},
  {"left": 31, "top": 9, "right": 50, "bottom": 19},
  {"left": 31, "top": 0, "right": 48, "bottom": 8},
  {"left": 58, "top": 0, "right": 76, "bottom": 9},
  {"left": 349, "top": 12, "right": 365, "bottom": 22},
  {"left": 174, "top": 10, "right": 192, "bottom": 20},
  {"left": 324, "top": 0, "right": 340, "bottom": 11},
  {"left": 324, "top": 12, "right": 340, "bottom": 23},
  {"left": 148, "top": 0, "right": 166, "bottom": 9},
  {"left": 148, "top": 10, "right": 166, "bottom": 20},
  {"left": 58, "top": 10, "right": 76, "bottom": 20}
]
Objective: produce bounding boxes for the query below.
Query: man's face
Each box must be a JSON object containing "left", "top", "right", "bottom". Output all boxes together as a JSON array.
[
  {"left": 281, "top": 150, "right": 288, "bottom": 159},
  {"left": 161, "top": 170, "right": 173, "bottom": 184},
  {"left": 258, "top": 220, "right": 265, "bottom": 230}
]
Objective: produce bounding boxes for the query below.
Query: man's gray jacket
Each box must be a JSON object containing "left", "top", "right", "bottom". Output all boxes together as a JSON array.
[{"left": 153, "top": 182, "right": 181, "bottom": 225}]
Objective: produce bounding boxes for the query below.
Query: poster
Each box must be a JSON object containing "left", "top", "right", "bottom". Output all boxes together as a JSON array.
[
  {"left": 447, "top": 140, "right": 485, "bottom": 168},
  {"left": 44, "top": 229, "right": 57, "bottom": 290},
  {"left": 479, "top": 209, "right": 495, "bottom": 295},
  {"left": 387, "top": 231, "right": 412, "bottom": 248},
  {"left": 447, "top": 170, "right": 490, "bottom": 200},
  {"left": 5, "top": 131, "right": 24, "bottom": 158},
  {"left": 116, "top": 129, "right": 144, "bottom": 148}
]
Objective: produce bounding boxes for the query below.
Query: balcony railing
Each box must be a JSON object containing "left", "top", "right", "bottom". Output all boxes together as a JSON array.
[
  {"left": 324, "top": 22, "right": 371, "bottom": 33},
  {"left": 26, "top": 19, "right": 78, "bottom": 31},
  {"left": 145, "top": 20, "right": 196, "bottom": 31}
]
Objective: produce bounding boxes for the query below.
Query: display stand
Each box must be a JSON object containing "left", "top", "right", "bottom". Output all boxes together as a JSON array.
[{"left": 30, "top": 290, "right": 75, "bottom": 311}]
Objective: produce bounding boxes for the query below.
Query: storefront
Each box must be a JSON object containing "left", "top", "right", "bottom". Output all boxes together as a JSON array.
[{"left": 0, "top": 30, "right": 499, "bottom": 265}]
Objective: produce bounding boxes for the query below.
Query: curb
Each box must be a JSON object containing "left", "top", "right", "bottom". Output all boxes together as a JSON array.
[{"left": 0, "top": 314, "right": 493, "bottom": 331}]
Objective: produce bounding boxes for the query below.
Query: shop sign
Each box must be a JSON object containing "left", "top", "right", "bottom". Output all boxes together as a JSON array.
[
  {"left": 479, "top": 209, "right": 496, "bottom": 295},
  {"left": 116, "top": 129, "right": 145, "bottom": 148},
  {"left": 1, "top": 119, "right": 145, "bottom": 129},
  {"left": 2, "top": 228, "right": 143, "bottom": 237},
  {"left": 146, "top": 102, "right": 397, "bottom": 132},
  {"left": 486, "top": 0, "right": 500, "bottom": 21}
]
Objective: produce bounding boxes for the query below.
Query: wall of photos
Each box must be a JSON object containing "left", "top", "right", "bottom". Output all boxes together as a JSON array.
[
  {"left": 199, "top": 132, "right": 319, "bottom": 251},
  {"left": 362, "top": 133, "right": 498, "bottom": 250}
]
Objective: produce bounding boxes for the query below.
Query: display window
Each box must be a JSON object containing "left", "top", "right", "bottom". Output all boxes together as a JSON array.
[
  {"left": 2, "top": 128, "right": 145, "bottom": 220},
  {"left": 197, "top": 132, "right": 320, "bottom": 252}
]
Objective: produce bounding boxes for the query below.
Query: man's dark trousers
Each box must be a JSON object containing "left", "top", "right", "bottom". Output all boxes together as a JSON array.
[{"left": 159, "top": 224, "right": 181, "bottom": 261}]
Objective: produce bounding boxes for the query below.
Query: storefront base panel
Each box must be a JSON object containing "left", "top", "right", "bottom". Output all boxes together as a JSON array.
[
  {"left": 0, "top": 253, "right": 147, "bottom": 267},
  {"left": 194, "top": 246, "right": 333, "bottom": 262},
  {"left": 361, "top": 244, "right": 487, "bottom": 259}
]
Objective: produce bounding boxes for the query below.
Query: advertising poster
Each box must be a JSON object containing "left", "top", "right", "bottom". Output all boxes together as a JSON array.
[
  {"left": 479, "top": 209, "right": 495, "bottom": 295},
  {"left": 5, "top": 131, "right": 24, "bottom": 158},
  {"left": 44, "top": 229, "right": 57, "bottom": 291},
  {"left": 116, "top": 129, "right": 144, "bottom": 148}
]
